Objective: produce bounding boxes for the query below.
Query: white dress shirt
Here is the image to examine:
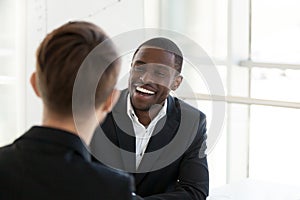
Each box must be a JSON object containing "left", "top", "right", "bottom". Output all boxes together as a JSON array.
[{"left": 127, "top": 95, "right": 167, "bottom": 169}]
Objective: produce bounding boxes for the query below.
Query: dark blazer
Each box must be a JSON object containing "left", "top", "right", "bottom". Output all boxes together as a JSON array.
[
  {"left": 0, "top": 126, "right": 134, "bottom": 200},
  {"left": 91, "top": 90, "right": 209, "bottom": 200}
]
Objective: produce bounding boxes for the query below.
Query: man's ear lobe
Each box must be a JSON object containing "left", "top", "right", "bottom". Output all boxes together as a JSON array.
[
  {"left": 30, "top": 72, "right": 41, "bottom": 97},
  {"left": 102, "top": 89, "right": 120, "bottom": 113},
  {"left": 171, "top": 75, "right": 183, "bottom": 91}
]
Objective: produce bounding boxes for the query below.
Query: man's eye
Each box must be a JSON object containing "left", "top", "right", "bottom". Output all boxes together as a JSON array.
[
  {"left": 134, "top": 67, "right": 145, "bottom": 72},
  {"left": 155, "top": 71, "right": 166, "bottom": 77}
]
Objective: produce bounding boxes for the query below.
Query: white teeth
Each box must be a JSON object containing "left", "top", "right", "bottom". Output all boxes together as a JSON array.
[{"left": 136, "top": 86, "right": 155, "bottom": 95}]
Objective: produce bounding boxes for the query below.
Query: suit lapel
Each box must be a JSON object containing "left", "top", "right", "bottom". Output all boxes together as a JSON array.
[
  {"left": 112, "top": 90, "right": 136, "bottom": 172},
  {"left": 112, "top": 91, "right": 182, "bottom": 186},
  {"left": 135, "top": 96, "right": 180, "bottom": 186}
]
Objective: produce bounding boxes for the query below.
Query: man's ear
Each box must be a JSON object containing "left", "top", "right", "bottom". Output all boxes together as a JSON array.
[
  {"left": 30, "top": 72, "right": 41, "bottom": 97},
  {"left": 96, "top": 89, "right": 120, "bottom": 123},
  {"left": 171, "top": 75, "right": 183, "bottom": 91},
  {"left": 102, "top": 89, "right": 120, "bottom": 113}
]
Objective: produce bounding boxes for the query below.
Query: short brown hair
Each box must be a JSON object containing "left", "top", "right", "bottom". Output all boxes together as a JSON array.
[{"left": 36, "top": 21, "right": 120, "bottom": 116}]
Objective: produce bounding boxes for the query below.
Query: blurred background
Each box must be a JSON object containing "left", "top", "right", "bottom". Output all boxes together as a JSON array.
[{"left": 1, "top": 0, "right": 300, "bottom": 197}]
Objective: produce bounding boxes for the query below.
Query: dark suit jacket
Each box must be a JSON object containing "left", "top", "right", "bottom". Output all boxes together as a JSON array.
[
  {"left": 0, "top": 126, "right": 134, "bottom": 200},
  {"left": 91, "top": 90, "right": 209, "bottom": 200}
]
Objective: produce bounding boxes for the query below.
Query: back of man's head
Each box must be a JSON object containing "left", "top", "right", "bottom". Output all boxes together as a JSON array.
[{"left": 35, "top": 21, "right": 120, "bottom": 117}]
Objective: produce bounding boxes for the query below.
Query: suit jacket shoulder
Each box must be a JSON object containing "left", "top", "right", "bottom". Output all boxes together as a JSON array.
[{"left": 0, "top": 126, "right": 134, "bottom": 200}]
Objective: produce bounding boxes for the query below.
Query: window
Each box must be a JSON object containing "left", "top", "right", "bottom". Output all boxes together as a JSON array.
[
  {"left": 0, "top": 0, "right": 25, "bottom": 146},
  {"left": 248, "top": 0, "right": 300, "bottom": 186},
  {"left": 156, "top": 0, "right": 228, "bottom": 188},
  {"left": 249, "top": 105, "right": 300, "bottom": 186},
  {"left": 252, "top": 0, "right": 300, "bottom": 63},
  {"left": 157, "top": 0, "right": 300, "bottom": 189}
]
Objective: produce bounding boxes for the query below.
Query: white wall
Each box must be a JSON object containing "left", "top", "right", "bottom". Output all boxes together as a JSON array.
[{"left": 24, "top": 0, "right": 145, "bottom": 130}]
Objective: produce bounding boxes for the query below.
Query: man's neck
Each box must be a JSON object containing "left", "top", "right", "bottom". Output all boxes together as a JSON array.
[
  {"left": 41, "top": 108, "right": 92, "bottom": 145},
  {"left": 42, "top": 109, "right": 78, "bottom": 135},
  {"left": 134, "top": 104, "right": 163, "bottom": 126},
  {"left": 43, "top": 117, "right": 77, "bottom": 135}
]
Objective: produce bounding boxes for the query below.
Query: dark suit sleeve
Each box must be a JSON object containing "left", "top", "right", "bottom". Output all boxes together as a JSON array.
[{"left": 142, "top": 115, "right": 209, "bottom": 200}]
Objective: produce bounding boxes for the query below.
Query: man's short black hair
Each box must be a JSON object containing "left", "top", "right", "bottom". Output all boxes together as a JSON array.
[{"left": 132, "top": 37, "right": 183, "bottom": 73}]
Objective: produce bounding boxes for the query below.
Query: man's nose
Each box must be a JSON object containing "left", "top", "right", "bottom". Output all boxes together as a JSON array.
[{"left": 140, "top": 71, "right": 154, "bottom": 83}]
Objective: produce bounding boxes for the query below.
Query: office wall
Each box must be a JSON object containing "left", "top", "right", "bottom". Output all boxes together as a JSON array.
[{"left": 24, "top": 0, "right": 144, "bottom": 130}]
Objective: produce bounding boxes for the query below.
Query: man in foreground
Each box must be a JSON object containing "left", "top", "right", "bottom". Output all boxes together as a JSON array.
[{"left": 0, "top": 21, "right": 135, "bottom": 200}]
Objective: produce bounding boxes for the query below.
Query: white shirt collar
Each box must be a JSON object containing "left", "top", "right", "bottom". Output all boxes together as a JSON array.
[{"left": 126, "top": 94, "right": 167, "bottom": 127}]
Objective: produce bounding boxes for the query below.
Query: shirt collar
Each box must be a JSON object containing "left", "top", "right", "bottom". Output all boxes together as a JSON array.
[{"left": 126, "top": 94, "right": 167, "bottom": 124}]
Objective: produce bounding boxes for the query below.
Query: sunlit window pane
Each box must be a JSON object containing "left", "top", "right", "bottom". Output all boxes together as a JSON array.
[
  {"left": 0, "top": 85, "right": 18, "bottom": 147},
  {"left": 0, "top": 0, "right": 18, "bottom": 147},
  {"left": 252, "top": 0, "right": 300, "bottom": 63},
  {"left": 160, "top": 0, "right": 227, "bottom": 61},
  {"left": 249, "top": 105, "right": 300, "bottom": 186},
  {"left": 251, "top": 67, "right": 300, "bottom": 102}
]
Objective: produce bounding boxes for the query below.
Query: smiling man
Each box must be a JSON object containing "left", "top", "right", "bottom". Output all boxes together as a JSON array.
[
  {"left": 129, "top": 46, "right": 182, "bottom": 128},
  {"left": 91, "top": 37, "right": 209, "bottom": 200}
]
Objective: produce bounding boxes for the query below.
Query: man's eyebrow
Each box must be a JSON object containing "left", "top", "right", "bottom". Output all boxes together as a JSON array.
[{"left": 134, "top": 60, "right": 146, "bottom": 65}]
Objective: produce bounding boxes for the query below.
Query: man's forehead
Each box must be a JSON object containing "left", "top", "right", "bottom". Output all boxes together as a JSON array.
[{"left": 133, "top": 47, "right": 176, "bottom": 66}]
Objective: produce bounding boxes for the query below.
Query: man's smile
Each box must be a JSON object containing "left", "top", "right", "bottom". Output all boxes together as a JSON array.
[{"left": 136, "top": 86, "right": 156, "bottom": 95}]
